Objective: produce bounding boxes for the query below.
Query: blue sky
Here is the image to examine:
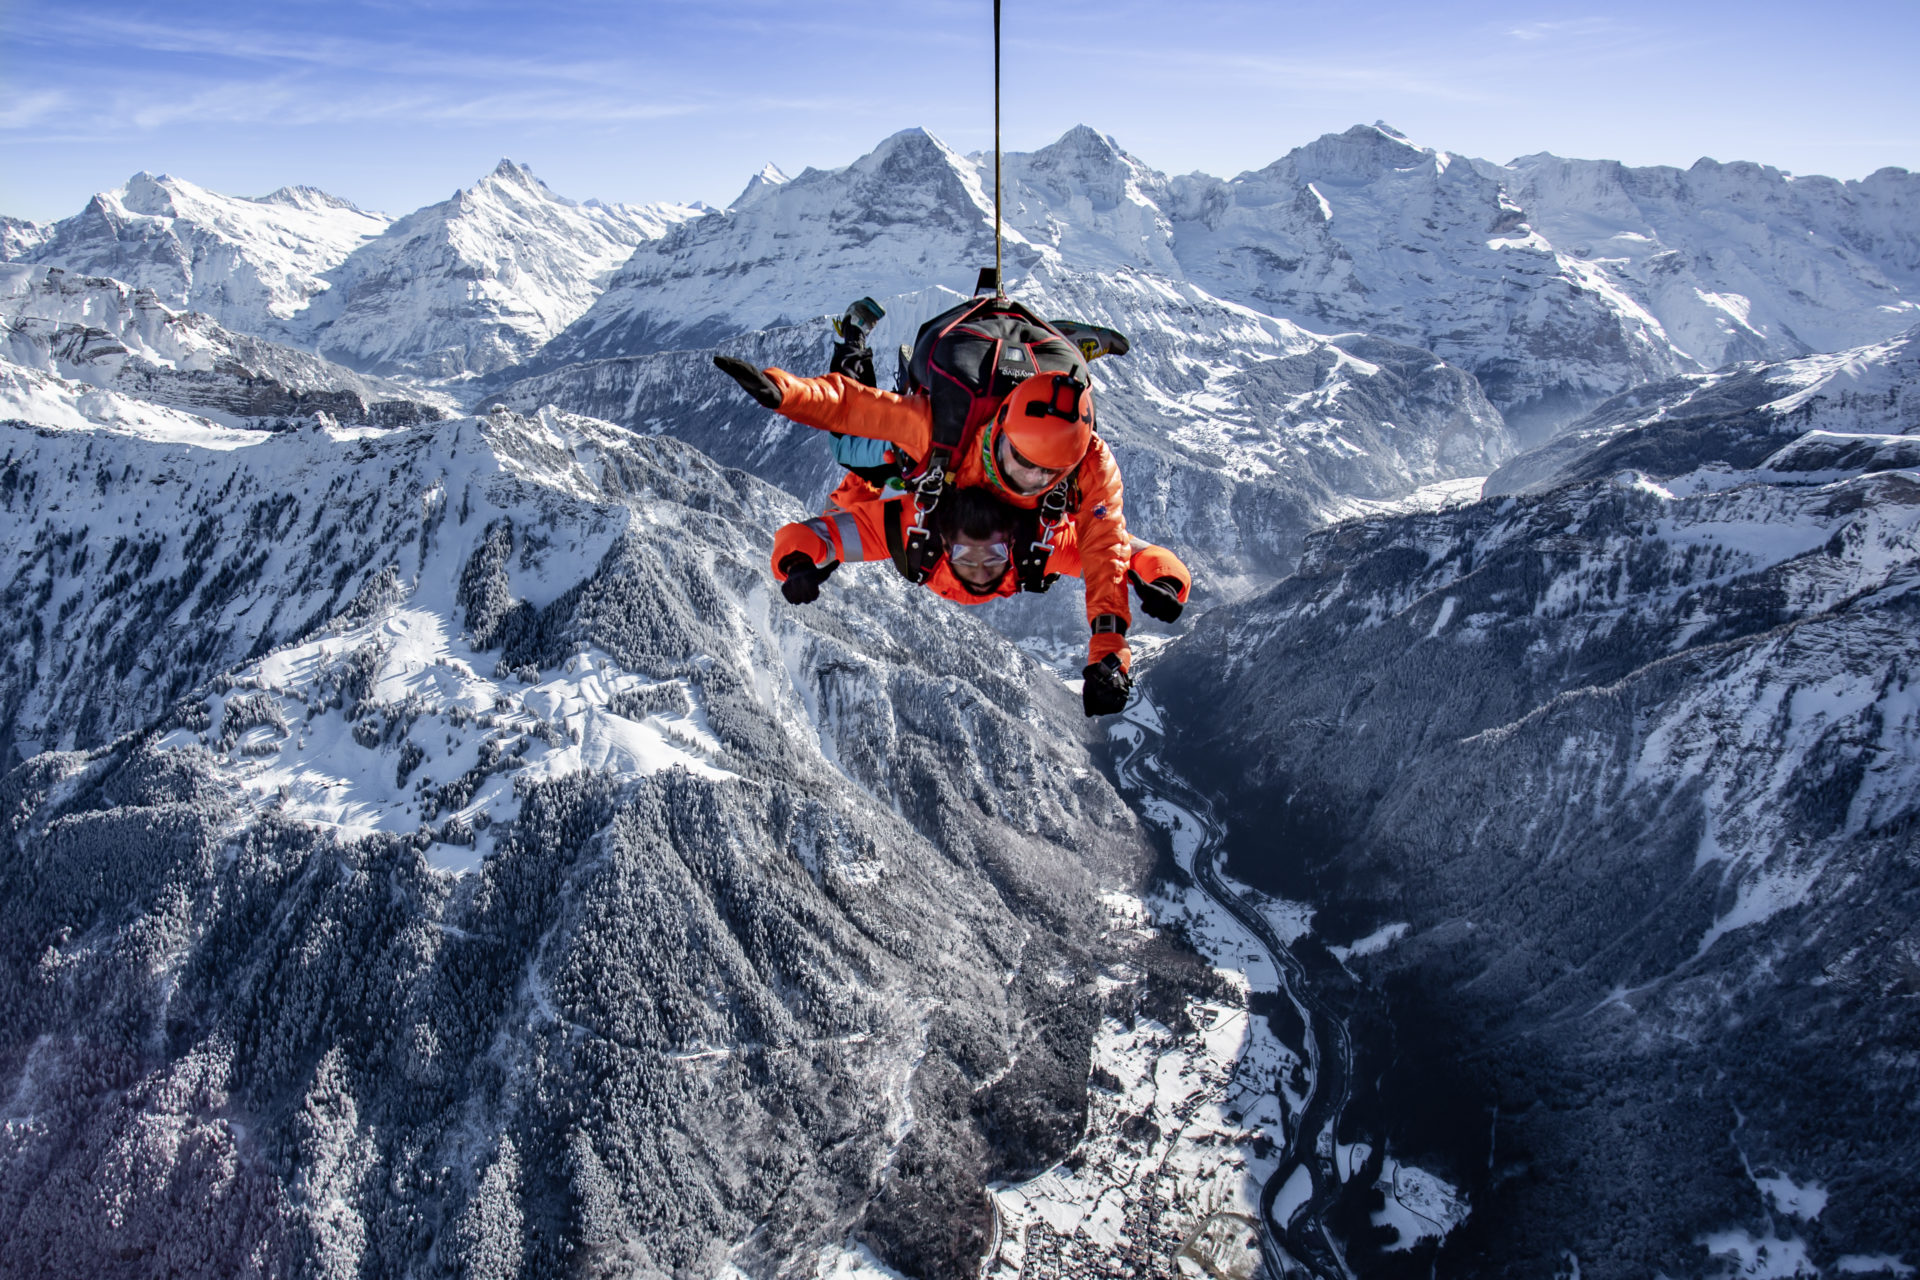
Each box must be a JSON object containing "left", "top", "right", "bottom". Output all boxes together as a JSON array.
[{"left": 3, "top": 0, "right": 1916, "bottom": 222}]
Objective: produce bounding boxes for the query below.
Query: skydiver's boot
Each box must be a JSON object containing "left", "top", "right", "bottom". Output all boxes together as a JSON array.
[
  {"left": 824, "top": 296, "right": 901, "bottom": 496},
  {"left": 829, "top": 296, "right": 886, "bottom": 387}
]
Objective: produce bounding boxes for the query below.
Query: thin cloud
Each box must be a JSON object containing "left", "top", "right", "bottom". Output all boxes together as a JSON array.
[{"left": 0, "top": 91, "right": 70, "bottom": 130}]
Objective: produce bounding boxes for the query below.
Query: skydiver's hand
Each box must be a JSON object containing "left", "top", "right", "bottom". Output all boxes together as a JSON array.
[
  {"left": 1130, "top": 570, "right": 1185, "bottom": 624},
  {"left": 778, "top": 552, "right": 837, "bottom": 605},
  {"left": 1082, "top": 654, "right": 1132, "bottom": 717},
  {"left": 715, "top": 355, "right": 783, "bottom": 410}
]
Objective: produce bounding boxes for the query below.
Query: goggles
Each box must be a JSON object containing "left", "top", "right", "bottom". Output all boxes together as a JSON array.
[{"left": 949, "top": 539, "right": 1011, "bottom": 568}]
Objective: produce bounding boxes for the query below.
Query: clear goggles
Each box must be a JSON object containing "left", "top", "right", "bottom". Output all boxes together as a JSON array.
[{"left": 949, "top": 539, "right": 1011, "bottom": 569}]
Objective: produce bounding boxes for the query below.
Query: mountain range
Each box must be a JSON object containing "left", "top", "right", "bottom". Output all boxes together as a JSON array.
[{"left": 2, "top": 122, "right": 1916, "bottom": 1278}]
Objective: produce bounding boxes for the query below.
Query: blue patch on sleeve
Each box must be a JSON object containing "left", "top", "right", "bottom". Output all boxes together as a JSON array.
[
  {"left": 830, "top": 435, "right": 893, "bottom": 468},
  {"left": 1092, "top": 504, "right": 1108, "bottom": 518}
]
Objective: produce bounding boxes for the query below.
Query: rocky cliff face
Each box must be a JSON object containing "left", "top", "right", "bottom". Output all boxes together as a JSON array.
[
  {"left": 1148, "top": 380, "right": 1920, "bottom": 1276},
  {"left": 2, "top": 265, "right": 449, "bottom": 429},
  {"left": 0, "top": 398, "right": 1166, "bottom": 1279}
]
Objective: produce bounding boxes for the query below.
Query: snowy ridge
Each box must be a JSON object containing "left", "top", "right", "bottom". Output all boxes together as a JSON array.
[
  {"left": 14, "top": 171, "right": 390, "bottom": 330},
  {"left": 296, "top": 160, "right": 703, "bottom": 380},
  {"left": 1501, "top": 152, "right": 1920, "bottom": 371},
  {"left": 1, "top": 264, "right": 449, "bottom": 428}
]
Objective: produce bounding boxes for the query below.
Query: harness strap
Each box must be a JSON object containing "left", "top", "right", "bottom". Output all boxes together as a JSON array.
[
  {"left": 1090, "top": 613, "right": 1128, "bottom": 636},
  {"left": 882, "top": 498, "right": 941, "bottom": 585}
]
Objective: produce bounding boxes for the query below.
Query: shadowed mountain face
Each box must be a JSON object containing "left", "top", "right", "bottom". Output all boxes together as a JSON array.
[
  {"left": 1488, "top": 323, "right": 1920, "bottom": 497},
  {"left": 1148, "top": 389, "right": 1920, "bottom": 1274},
  {"left": 0, "top": 404, "right": 1168, "bottom": 1279}
]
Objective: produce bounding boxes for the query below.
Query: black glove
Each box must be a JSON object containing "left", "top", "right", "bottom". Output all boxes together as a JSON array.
[
  {"left": 1130, "top": 570, "right": 1186, "bottom": 623},
  {"left": 715, "top": 355, "right": 783, "bottom": 410},
  {"left": 1082, "top": 653, "right": 1133, "bottom": 717},
  {"left": 778, "top": 552, "right": 838, "bottom": 604}
]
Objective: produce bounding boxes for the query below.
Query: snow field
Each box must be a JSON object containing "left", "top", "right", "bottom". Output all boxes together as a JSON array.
[{"left": 160, "top": 613, "right": 731, "bottom": 873}]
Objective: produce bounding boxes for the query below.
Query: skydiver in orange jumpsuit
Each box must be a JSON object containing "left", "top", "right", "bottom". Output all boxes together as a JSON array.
[{"left": 716, "top": 355, "right": 1145, "bottom": 715}]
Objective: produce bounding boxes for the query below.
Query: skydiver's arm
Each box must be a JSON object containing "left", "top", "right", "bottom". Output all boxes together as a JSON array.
[
  {"left": 1072, "top": 437, "right": 1134, "bottom": 668},
  {"left": 770, "top": 501, "right": 904, "bottom": 579},
  {"left": 765, "top": 370, "right": 934, "bottom": 458}
]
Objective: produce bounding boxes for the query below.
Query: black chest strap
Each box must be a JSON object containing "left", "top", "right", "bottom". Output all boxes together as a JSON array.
[{"left": 882, "top": 496, "right": 943, "bottom": 585}]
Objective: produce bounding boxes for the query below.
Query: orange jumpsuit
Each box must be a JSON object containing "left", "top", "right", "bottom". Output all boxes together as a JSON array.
[
  {"left": 767, "top": 368, "right": 1135, "bottom": 667},
  {"left": 772, "top": 494, "right": 1191, "bottom": 612}
]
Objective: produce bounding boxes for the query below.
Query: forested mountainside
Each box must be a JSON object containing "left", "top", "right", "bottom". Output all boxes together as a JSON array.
[
  {"left": 0, "top": 402, "right": 1204, "bottom": 1278},
  {"left": 1148, "top": 356, "right": 1920, "bottom": 1275}
]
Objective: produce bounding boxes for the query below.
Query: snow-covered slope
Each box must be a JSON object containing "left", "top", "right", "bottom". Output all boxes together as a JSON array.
[
  {"left": 297, "top": 161, "right": 702, "bottom": 380},
  {"left": 1488, "top": 322, "right": 1920, "bottom": 495},
  {"left": 532, "top": 130, "right": 1006, "bottom": 365},
  {"left": 0, "top": 216, "right": 50, "bottom": 261},
  {"left": 15, "top": 174, "right": 390, "bottom": 331},
  {"left": 0, "top": 389, "right": 1190, "bottom": 1278},
  {"left": 1500, "top": 153, "right": 1920, "bottom": 372},
  {"left": 1150, "top": 394, "right": 1920, "bottom": 1274},
  {"left": 2, "top": 265, "right": 449, "bottom": 428}
]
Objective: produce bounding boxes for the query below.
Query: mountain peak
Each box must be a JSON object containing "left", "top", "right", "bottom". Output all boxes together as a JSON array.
[
  {"left": 1044, "top": 124, "right": 1124, "bottom": 161},
  {"left": 485, "top": 158, "right": 549, "bottom": 190},
  {"left": 257, "top": 185, "right": 364, "bottom": 213},
  {"left": 729, "top": 160, "right": 791, "bottom": 211},
  {"left": 119, "top": 171, "right": 183, "bottom": 217}
]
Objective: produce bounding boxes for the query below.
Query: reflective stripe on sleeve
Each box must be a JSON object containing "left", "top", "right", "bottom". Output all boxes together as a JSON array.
[
  {"left": 830, "top": 512, "right": 864, "bottom": 562},
  {"left": 800, "top": 517, "right": 837, "bottom": 564}
]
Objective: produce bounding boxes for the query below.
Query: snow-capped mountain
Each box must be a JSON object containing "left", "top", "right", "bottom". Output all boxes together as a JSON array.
[
  {"left": 0, "top": 392, "right": 1192, "bottom": 1278},
  {"left": 296, "top": 160, "right": 703, "bottom": 380},
  {"left": 10, "top": 173, "right": 391, "bottom": 332},
  {"left": 491, "top": 128, "right": 1516, "bottom": 591},
  {"left": 1488, "top": 322, "right": 1920, "bottom": 495},
  {"left": 527, "top": 123, "right": 1913, "bottom": 441},
  {"left": 730, "top": 161, "right": 791, "bottom": 211},
  {"left": 1501, "top": 153, "right": 1920, "bottom": 372},
  {"left": 1163, "top": 123, "right": 1682, "bottom": 424},
  {"left": 529, "top": 129, "right": 1006, "bottom": 366},
  {"left": 2, "top": 265, "right": 448, "bottom": 428},
  {"left": 1148, "top": 380, "right": 1920, "bottom": 1274}
]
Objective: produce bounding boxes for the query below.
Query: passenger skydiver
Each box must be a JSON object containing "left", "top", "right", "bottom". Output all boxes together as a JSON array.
[{"left": 770, "top": 484, "right": 1191, "bottom": 656}]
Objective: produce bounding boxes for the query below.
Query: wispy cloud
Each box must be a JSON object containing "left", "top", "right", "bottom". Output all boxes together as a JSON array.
[{"left": 0, "top": 91, "right": 70, "bottom": 130}]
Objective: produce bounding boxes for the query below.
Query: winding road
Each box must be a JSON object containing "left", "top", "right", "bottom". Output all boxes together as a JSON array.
[{"left": 1108, "top": 703, "right": 1356, "bottom": 1280}]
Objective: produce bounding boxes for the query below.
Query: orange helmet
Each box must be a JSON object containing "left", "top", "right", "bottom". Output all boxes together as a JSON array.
[{"left": 992, "top": 370, "right": 1096, "bottom": 472}]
